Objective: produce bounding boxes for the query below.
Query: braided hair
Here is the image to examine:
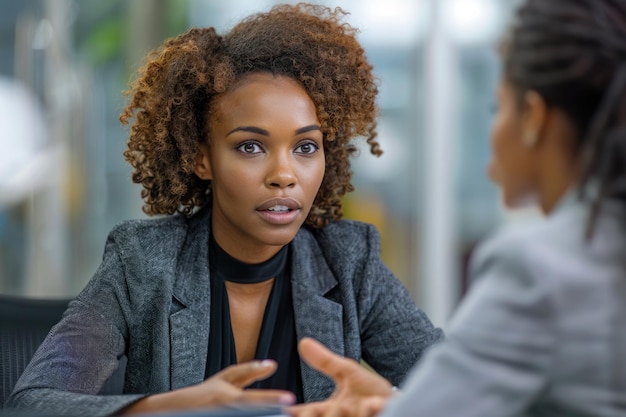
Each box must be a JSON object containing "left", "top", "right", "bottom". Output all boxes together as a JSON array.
[
  {"left": 502, "top": 0, "right": 626, "bottom": 236},
  {"left": 119, "top": 3, "right": 379, "bottom": 227}
]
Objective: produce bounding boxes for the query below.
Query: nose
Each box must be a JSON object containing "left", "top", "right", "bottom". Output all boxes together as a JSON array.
[{"left": 266, "top": 151, "right": 296, "bottom": 189}]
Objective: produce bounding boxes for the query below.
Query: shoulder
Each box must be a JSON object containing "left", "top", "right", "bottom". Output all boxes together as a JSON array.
[
  {"left": 292, "top": 220, "right": 384, "bottom": 288},
  {"left": 470, "top": 198, "right": 622, "bottom": 290},
  {"left": 107, "top": 213, "right": 188, "bottom": 249},
  {"left": 472, "top": 215, "right": 548, "bottom": 270},
  {"left": 105, "top": 205, "right": 210, "bottom": 259}
]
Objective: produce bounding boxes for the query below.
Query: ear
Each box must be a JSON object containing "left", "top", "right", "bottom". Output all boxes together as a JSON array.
[
  {"left": 194, "top": 143, "right": 213, "bottom": 180},
  {"left": 521, "top": 90, "right": 548, "bottom": 148}
]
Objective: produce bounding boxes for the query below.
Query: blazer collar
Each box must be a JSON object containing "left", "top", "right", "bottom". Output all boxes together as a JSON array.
[
  {"left": 172, "top": 203, "right": 212, "bottom": 306},
  {"left": 290, "top": 227, "right": 338, "bottom": 294},
  {"left": 170, "top": 204, "right": 212, "bottom": 389},
  {"left": 290, "top": 227, "right": 344, "bottom": 402},
  {"left": 552, "top": 179, "right": 606, "bottom": 217}
]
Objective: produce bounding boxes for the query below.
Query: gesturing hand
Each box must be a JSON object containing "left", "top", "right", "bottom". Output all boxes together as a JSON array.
[
  {"left": 122, "top": 359, "right": 296, "bottom": 414},
  {"left": 289, "top": 338, "right": 397, "bottom": 417}
]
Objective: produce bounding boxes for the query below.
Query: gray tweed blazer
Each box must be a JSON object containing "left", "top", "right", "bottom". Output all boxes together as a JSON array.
[{"left": 7, "top": 204, "right": 442, "bottom": 416}]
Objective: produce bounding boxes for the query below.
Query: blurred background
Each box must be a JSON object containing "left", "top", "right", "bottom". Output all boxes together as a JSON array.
[{"left": 0, "top": 0, "right": 523, "bottom": 327}]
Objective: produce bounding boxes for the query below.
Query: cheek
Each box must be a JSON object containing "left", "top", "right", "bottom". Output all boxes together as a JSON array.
[
  {"left": 487, "top": 118, "right": 507, "bottom": 183},
  {"left": 313, "top": 161, "right": 326, "bottom": 188},
  {"left": 489, "top": 136, "right": 538, "bottom": 207},
  {"left": 490, "top": 111, "right": 514, "bottom": 153},
  {"left": 211, "top": 161, "right": 260, "bottom": 199},
  {"left": 300, "top": 159, "right": 325, "bottom": 200},
  {"left": 488, "top": 108, "right": 524, "bottom": 176}
]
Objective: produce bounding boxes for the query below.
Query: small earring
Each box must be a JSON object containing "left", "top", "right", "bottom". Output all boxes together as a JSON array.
[{"left": 522, "top": 131, "right": 538, "bottom": 147}]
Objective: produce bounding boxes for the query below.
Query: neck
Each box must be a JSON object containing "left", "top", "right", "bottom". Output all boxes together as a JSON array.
[
  {"left": 534, "top": 108, "right": 583, "bottom": 215},
  {"left": 211, "top": 220, "right": 284, "bottom": 264},
  {"left": 538, "top": 158, "right": 580, "bottom": 215},
  {"left": 224, "top": 279, "right": 275, "bottom": 296}
]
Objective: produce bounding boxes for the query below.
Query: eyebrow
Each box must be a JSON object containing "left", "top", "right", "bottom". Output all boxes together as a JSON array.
[{"left": 226, "top": 125, "right": 321, "bottom": 137}]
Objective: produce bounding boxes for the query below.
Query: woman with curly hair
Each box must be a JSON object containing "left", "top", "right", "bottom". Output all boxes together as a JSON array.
[{"left": 6, "top": 3, "right": 442, "bottom": 416}]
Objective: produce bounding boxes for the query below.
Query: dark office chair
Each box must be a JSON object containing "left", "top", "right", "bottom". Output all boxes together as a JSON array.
[{"left": 0, "top": 295, "right": 126, "bottom": 407}]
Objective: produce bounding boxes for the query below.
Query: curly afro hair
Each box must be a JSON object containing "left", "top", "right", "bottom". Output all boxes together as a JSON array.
[{"left": 120, "top": 2, "right": 380, "bottom": 228}]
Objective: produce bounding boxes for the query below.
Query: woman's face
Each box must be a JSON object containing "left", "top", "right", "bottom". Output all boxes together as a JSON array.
[
  {"left": 488, "top": 78, "right": 540, "bottom": 209},
  {"left": 196, "top": 73, "right": 325, "bottom": 262}
]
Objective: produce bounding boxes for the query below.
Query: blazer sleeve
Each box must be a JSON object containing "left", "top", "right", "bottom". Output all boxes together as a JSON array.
[
  {"left": 357, "top": 224, "right": 444, "bottom": 386},
  {"left": 5, "top": 235, "right": 147, "bottom": 416},
  {"left": 380, "top": 235, "right": 557, "bottom": 417}
]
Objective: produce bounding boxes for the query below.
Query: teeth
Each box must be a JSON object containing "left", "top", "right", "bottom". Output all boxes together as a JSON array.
[{"left": 267, "top": 205, "right": 290, "bottom": 212}]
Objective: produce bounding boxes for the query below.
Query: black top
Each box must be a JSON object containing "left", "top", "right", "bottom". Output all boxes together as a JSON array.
[{"left": 205, "top": 234, "right": 303, "bottom": 402}]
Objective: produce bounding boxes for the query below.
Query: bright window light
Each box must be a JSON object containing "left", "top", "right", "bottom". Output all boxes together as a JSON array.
[{"left": 444, "top": 0, "right": 502, "bottom": 46}]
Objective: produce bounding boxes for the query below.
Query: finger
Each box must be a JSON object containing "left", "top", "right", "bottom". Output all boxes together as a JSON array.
[
  {"left": 216, "top": 360, "right": 278, "bottom": 387},
  {"left": 289, "top": 401, "right": 328, "bottom": 417},
  {"left": 298, "top": 338, "right": 361, "bottom": 380},
  {"left": 357, "top": 397, "right": 387, "bottom": 417},
  {"left": 237, "top": 388, "right": 296, "bottom": 406},
  {"left": 326, "top": 399, "right": 351, "bottom": 417},
  {"left": 298, "top": 404, "right": 323, "bottom": 417}
]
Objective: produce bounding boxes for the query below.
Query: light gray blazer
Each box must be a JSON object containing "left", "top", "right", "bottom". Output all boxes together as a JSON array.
[
  {"left": 383, "top": 189, "right": 626, "bottom": 417},
  {"left": 6, "top": 205, "right": 443, "bottom": 416}
]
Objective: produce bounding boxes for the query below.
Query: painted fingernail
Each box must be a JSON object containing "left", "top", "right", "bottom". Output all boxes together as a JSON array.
[
  {"left": 278, "top": 393, "right": 296, "bottom": 405},
  {"left": 260, "top": 360, "right": 274, "bottom": 367}
]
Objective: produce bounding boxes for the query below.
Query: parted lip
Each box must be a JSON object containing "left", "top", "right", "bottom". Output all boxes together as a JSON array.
[{"left": 256, "top": 197, "right": 301, "bottom": 211}]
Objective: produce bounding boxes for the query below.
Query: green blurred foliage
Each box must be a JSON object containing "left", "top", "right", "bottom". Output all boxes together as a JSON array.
[
  {"left": 81, "top": 17, "right": 125, "bottom": 66},
  {"left": 77, "top": 0, "right": 189, "bottom": 67}
]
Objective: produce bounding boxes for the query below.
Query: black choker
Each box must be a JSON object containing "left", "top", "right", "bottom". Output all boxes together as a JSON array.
[{"left": 209, "top": 234, "right": 288, "bottom": 284}]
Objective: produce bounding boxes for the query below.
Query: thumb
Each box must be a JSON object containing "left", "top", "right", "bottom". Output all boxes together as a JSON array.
[
  {"left": 298, "top": 337, "right": 361, "bottom": 381},
  {"left": 215, "top": 359, "right": 278, "bottom": 388}
]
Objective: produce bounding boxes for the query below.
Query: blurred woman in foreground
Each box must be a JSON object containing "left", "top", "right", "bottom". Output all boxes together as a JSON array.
[{"left": 293, "top": 0, "right": 626, "bottom": 416}]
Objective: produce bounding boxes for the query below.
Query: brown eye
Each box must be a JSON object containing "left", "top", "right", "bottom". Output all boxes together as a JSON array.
[
  {"left": 236, "top": 142, "right": 263, "bottom": 154},
  {"left": 295, "top": 142, "right": 318, "bottom": 155}
]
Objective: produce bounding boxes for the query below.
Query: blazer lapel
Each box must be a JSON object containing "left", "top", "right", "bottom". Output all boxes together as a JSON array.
[
  {"left": 291, "top": 229, "right": 344, "bottom": 402},
  {"left": 169, "top": 206, "right": 212, "bottom": 389},
  {"left": 167, "top": 212, "right": 344, "bottom": 398}
]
